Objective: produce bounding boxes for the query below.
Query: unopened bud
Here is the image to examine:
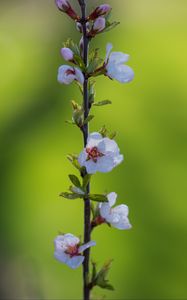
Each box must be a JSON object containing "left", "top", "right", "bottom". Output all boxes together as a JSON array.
[
  {"left": 61, "top": 47, "right": 74, "bottom": 61},
  {"left": 93, "top": 17, "right": 106, "bottom": 33},
  {"left": 89, "top": 4, "right": 111, "bottom": 20},
  {"left": 55, "top": 0, "right": 69, "bottom": 11},
  {"left": 55, "top": 0, "right": 80, "bottom": 21}
]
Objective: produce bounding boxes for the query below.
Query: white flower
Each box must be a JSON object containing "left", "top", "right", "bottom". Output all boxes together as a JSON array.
[
  {"left": 61, "top": 47, "right": 74, "bottom": 61},
  {"left": 58, "top": 65, "right": 84, "bottom": 85},
  {"left": 99, "top": 192, "right": 132, "bottom": 230},
  {"left": 54, "top": 234, "right": 96, "bottom": 269},
  {"left": 78, "top": 132, "right": 123, "bottom": 174},
  {"left": 105, "top": 43, "right": 134, "bottom": 83}
]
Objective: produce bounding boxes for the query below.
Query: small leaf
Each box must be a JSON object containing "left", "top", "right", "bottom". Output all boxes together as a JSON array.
[
  {"left": 70, "top": 186, "right": 85, "bottom": 195},
  {"left": 108, "top": 131, "right": 117, "bottom": 139},
  {"left": 60, "top": 192, "right": 81, "bottom": 200},
  {"left": 95, "top": 259, "right": 114, "bottom": 291},
  {"left": 89, "top": 194, "right": 108, "bottom": 203},
  {"left": 82, "top": 174, "right": 92, "bottom": 189},
  {"left": 69, "top": 174, "right": 81, "bottom": 188},
  {"left": 104, "top": 21, "right": 120, "bottom": 33},
  {"left": 93, "top": 100, "right": 112, "bottom": 106},
  {"left": 65, "top": 120, "right": 76, "bottom": 125},
  {"left": 91, "top": 261, "right": 97, "bottom": 282},
  {"left": 83, "top": 115, "right": 94, "bottom": 125}
]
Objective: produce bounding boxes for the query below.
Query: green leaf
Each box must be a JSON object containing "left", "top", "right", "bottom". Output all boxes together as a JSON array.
[
  {"left": 69, "top": 186, "right": 85, "bottom": 195},
  {"left": 82, "top": 174, "right": 92, "bottom": 189},
  {"left": 93, "top": 100, "right": 112, "bottom": 106},
  {"left": 91, "top": 261, "right": 97, "bottom": 282},
  {"left": 74, "top": 54, "right": 85, "bottom": 70},
  {"left": 69, "top": 174, "right": 81, "bottom": 188},
  {"left": 104, "top": 21, "right": 120, "bottom": 33},
  {"left": 89, "top": 194, "right": 108, "bottom": 203},
  {"left": 60, "top": 192, "right": 81, "bottom": 200},
  {"left": 83, "top": 115, "right": 94, "bottom": 125},
  {"left": 65, "top": 120, "right": 75, "bottom": 125},
  {"left": 72, "top": 109, "right": 84, "bottom": 127}
]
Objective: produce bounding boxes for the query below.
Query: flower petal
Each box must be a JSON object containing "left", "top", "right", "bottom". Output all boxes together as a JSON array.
[
  {"left": 100, "top": 202, "right": 110, "bottom": 218},
  {"left": 87, "top": 132, "right": 103, "bottom": 148},
  {"left": 54, "top": 250, "right": 69, "bottom": 264},
  {"left": 105, "top": 43, "right": 113, "bottom": 63},
  {"left": 102, "top": 137, "right": 119, "bottom": 154},
  {"left": 95, "top": 155, "right": 116, "bottom": 173},
  {"left": 63, "top": 233, "right": 80, "bottom": 247},
  {"left": 113, "top": 64, "right": 134, "bottom": 83},
  {"left": 74, "top": 67, "right": 84, "bottom": 85},
  {"left": 78, "top": 150, "right": 87, "bottom": 166},
  {"left": 78, "top": 241, "right": 96, "bottom": 253},
  {"left": 109, "top": 52, "right": 129, "bottom": 64},
  {"left": 107, "top": 192, "right": 117, "bottom": 207},
  {"left": 57, "top": 65, "right": 75, "bottom": 85},
  {"left": 84, "top": 159, "right": 99, "bottom": 174},
  {"left": 67, "top": 255, "right": 85, "bottom": 269}
]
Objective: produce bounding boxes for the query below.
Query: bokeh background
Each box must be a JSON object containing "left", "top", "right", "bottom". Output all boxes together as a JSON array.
[{"left": 0, "top": 0, "right": 187, "bottom": 299}]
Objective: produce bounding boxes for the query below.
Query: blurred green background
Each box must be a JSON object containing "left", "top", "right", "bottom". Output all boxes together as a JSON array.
[{"left": 0, "top": 0, "right": 187, "bottom": 299}]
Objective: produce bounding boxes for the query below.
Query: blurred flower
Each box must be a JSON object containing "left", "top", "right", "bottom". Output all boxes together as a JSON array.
[
  {"left": 93, "top": 17, "right": 106, "bottom": 33},
  {"left": 89, "top": 4, "right": 111, "bottom": 20},
  {"left": 105, "top": 43, "right": 134, "bottom": 83},
  {"left": 54, "top": 234, "right": 96, "bottom": 269},
  {"left": 61, "top": 47, "right": 74, "bottom": 61},
  {"left": 58, "top": 65, "right": 84, "bottom": 85},
  {"left": 55, "top": 0, "right": 79, "bottom": 20},
  {"left": 99, "top": 192, "right": 132, "bottom": 230},
  {"left": 78, "top": 132, "right": 123, "bottom": 174}
]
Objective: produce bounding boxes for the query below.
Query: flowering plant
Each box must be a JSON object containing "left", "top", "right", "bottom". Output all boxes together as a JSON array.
[{"left": 54, "top": 1, "right": 134, "bottom": 299}]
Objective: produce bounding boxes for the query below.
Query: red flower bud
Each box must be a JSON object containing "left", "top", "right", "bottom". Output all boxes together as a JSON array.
[
  {"left": 89, "top": 4, "right": 111, "bottom": 20},
  {"left": 55, "top": 0, "right": 80, "bottom": 21}
]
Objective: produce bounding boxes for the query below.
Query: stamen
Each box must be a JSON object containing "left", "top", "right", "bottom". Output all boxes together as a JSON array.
[{"left": 86, "top": 146, "right": 104, "bottom": 163}]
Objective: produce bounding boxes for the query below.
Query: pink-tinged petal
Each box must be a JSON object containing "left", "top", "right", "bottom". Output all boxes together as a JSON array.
[
  {"left": 109, "top": 52, "right": 129, "bottom": 64},
  {"left": 100, "top": 202, "right": 110, "bottom": 218},
  {"left": 67, "top": 255, "right": 85, "bottom": 269},
  {"left": 105, "top": 43, "right": 113, "bottom": 63},
  {"left": 78, "top": 241, "right": 96, "bottom": 253},
  {"left": 57, "top": 65, "right": 75, "bottom": 84},
  {"left": 107, "top": 192, "right": 117, "bottom": 207}
]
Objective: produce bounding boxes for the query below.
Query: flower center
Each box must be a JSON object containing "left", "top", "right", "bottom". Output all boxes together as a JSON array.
[
  {"left": 65, "top": 69, "right": 75, "bottom": 76},
  {"left": 86, "top": 146, "right": 104, "bottom": 163},
  {"left": 65, "top": 245, "right": 79, "bottom": 257}
]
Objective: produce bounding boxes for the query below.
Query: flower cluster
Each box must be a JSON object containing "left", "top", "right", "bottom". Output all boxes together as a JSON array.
[{"left": 54, "top": 0, "right": 134, "bottom": 296}]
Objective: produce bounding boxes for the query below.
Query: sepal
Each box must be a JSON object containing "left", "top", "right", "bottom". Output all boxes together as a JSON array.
[
  {"left": 90, "top": 260, "right": 114, "bottom": 291},
  {"left": 89, "top": 194, "right": 108, "bottom": 203}
]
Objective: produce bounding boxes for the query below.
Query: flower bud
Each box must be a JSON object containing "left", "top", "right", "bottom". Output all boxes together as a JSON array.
[
  {"left": 61, "top": 47, "right": 74, "bottom": 61},
  {"left": 93, "top": 17, "right": 106, "bottom": 33},
  {"left": 55, "top": 0, "right": 80, "bottom": 21},
  {"left": 55, "top": 0, "right": 69, "bottom": 11},
  {"left": 89, "top": 4, "right": 111, "bottom": 20}
]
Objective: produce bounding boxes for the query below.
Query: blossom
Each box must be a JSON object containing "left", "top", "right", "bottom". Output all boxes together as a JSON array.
[
  {"left": 89, "top": 4, "right": 111, "bottom": 20},
  {"left": 93, "top": 17, "right": 106, "bottom": 33},
  {"left": 61, "top": 47, "right": 74, "bottom": 61},
  {"left": 54, "top": 234, "right": 96, "bottom": 269},
  {"left": 105, "top": 43, "right": 134, "bottom": 83},
  {"left": 99, "top": 192, "right": 132, "bottom": 230},
  {"left": 58, "top": 65, "right": 84, "bottom": 85},
  {"left": 78, "top": 132, "right": 123, "bottom": 174}
]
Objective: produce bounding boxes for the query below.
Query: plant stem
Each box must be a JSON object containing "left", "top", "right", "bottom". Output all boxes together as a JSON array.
[{"left": 78, "top": 1, "right": 91, "bottom": 300}]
